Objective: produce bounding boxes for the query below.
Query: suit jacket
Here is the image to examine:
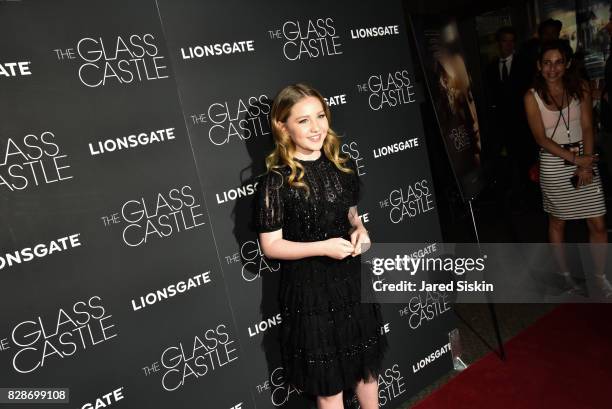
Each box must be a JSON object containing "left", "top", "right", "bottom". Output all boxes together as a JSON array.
[
  {"left": 485, "top": 54, "right": 525, "bottom": 120},
  {"left": 484, "top": 53, "right": 535, "bottom": 159}
]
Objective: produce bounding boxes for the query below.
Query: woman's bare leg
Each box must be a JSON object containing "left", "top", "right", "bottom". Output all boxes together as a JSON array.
[
  {"left": 586, "top": 216, "right": 611, "bottom": 296},
  {"left": 586, "top": 215, "right": 607, "bottom": 244},
  {"left": 317, "top": 391, "right": 343, "bottom": 409},
  {"left": 355, "top": 376, "right": 379, "bottom": 409},
  {"left": 549, "top": 214, "right": 569, "bottom": 272}
]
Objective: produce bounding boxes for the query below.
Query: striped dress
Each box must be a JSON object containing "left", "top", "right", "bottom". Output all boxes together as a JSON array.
[{"left": 533, "top": 89, "right": 606, "bottom": 220}]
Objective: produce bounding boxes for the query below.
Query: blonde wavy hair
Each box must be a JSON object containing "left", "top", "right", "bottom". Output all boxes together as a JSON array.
[{"left": 266, "top": 83, "right": 352, "bottom": 195}]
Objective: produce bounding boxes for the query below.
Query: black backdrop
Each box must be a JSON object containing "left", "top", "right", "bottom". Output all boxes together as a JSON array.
[{"left": 0, "top": 1, "right": 456, "bottom": 408}]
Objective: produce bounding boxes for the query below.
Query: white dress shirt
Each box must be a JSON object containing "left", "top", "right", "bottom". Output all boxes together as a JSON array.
[{"left": 499, "top": 53, "right": 514, "bottom": 80}]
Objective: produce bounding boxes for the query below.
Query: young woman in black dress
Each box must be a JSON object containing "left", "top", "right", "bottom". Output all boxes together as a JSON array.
[{"left": 255, "top": 84, "right": 387, "bottom": 409}]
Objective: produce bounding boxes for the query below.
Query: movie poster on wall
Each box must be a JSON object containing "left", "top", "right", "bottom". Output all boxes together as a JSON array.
[
  {"left": 576, "top": 0, "right": 611, "bottom": 80},
  {"left": 412, "top": 17, "right": 486, "bottom": 201},
  {"left": 539, "top": 0, "right": 579, "bottom": 51},
  {"left": 476, "top": 9, "right": 513, "bottom": 68}
]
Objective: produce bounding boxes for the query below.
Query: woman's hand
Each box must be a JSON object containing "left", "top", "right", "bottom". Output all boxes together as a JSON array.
[
  {"left": 350, "top": 227, "right": 371, "bottom": 257},
  {"left": 323, "top": 237, "right": 355, "bottom": 260},
  {"left": 574, "top": 154, "right": 596, "bottom": 168},
  {"left": 576, "top": 166, "right": 593, "bottom": 187}
]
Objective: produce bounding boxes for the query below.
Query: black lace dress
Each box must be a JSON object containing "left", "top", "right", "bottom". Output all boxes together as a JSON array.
[{"left": 255, "top": 153, "right": 387, "bottom": 397}]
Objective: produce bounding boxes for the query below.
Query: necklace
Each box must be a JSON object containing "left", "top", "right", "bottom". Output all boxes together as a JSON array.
[{"left": 550, "top": 89, "right": 570, "bottom": 141}]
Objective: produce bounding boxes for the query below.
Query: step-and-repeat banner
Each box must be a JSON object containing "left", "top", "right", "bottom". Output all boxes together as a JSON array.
[{"left": 0, "top": 1, "right": 456, "bottom": 408}]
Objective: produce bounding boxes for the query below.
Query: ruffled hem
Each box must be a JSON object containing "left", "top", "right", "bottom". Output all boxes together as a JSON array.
[
  {"left": 282, "top": 331, "right": 388, "bottom": 396},
  {"left": 277, "top": 255, "right": 388, "bottom": 396}
]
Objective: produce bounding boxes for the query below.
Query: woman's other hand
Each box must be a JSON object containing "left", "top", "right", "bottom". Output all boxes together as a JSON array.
[
  {"left": 576, "top": 166, "right": 593, "bottom": 186},
  {"left": 350, "top": 227, "right": 371, "bottom": 257},
  {"left": 574, "top": 154, "right": 595, "bottom": 168},
  {"left": 324, "top": 237, "right": 355, "bottom": 260}
]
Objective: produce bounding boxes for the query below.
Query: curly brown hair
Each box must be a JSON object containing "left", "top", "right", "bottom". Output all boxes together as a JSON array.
[{"left": 533, "top": 39, "right": 585, "bottom": 105}]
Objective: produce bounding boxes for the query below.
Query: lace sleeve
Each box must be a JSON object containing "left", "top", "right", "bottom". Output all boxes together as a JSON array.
[
  {"left": 346, "top": 158, "right": 361, "bottom": 207},
  {"left": 255, "top": 170, "right": 284, "bottom": 233}
]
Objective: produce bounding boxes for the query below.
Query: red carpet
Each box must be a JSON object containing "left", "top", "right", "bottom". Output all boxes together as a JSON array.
[{"left": 413, "top": 304, "right": 612, "bottom": 409}]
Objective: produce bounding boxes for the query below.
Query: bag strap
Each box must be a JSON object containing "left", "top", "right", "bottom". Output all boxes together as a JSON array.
[
  {"left": 550, "top": 108, "right": 563, "bottom": 139},
  {"left": 536, "top": 90, "right": 563, "bottom": 140}
]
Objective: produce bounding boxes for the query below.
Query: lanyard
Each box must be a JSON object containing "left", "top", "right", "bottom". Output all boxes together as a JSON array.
[{"left": 551, "top": 89, "right": 571, "bottom": 142}]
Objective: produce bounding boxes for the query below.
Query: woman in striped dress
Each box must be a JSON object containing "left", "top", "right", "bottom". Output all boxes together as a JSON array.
[{"left": 524, "top": 40, "right": 608, "bottom": 291}]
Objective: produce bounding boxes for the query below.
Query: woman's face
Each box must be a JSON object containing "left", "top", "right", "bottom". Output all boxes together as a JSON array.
[
  {"left": 280, "top": 96, "right": 328, "bottom": 157},
  {"left": 538, "top": 49, "right": 566, "bottom": 84}
]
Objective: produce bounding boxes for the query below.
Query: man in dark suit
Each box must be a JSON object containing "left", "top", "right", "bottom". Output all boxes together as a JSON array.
[
  {"left": 485, "top": 26, "right": 535, "bottom": 210},
  {"left": 486, "top": 27, "right": 524, "bottom": 130}
]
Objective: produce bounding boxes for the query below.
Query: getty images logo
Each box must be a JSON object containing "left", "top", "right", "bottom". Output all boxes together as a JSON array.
[{"left": 0, "top": 61, "right": 31, "bottom": 78}]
